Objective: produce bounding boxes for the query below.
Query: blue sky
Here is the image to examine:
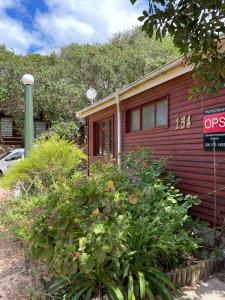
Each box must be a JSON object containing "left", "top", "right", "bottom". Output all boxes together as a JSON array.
[{"left": 0, "top": 0, "right": 145, "bottom": 54}]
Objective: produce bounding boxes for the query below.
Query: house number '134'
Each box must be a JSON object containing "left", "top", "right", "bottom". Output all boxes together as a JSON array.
[{"left": 175, "top": 115, "right": 192, "bottom": 130}]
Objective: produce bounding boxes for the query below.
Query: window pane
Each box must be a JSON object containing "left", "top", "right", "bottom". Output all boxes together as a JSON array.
[
  {"left": 130, "top": 109, "right": 140, "bottom": 131},
  {"left": 96, "top": 123, "right": 102, "bottom": 154},
  {"left": 95, "top": 118, "right": 114, "bottom": 156},
  {"left": 102, "top": 121, "right": 109, "bottom": 155},
  {"left": 142, "top": 104, "right": 155, "bottom": 129},
  {"left": 109, "top": 119, "right": 113, "bottom": 155},
  {"left": 156, "top": 100, "right": 168, "bottom": 126}
]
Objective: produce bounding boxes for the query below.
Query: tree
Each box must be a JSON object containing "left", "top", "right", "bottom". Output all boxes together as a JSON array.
[
  {"left": 0, "top": 27, "right": 179, "bottom": 137},
  {"left": 130, "top": 0, "right": 225, "bottom": 99}
]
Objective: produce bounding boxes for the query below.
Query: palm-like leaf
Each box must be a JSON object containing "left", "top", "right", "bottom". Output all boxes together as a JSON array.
[
  {"left": 138, "top": 271, "right": 145, "bottom": 299},
  {"left": 102, "top": 279, "right": 124, "bottom": 300},
  {"left": 128, "top": 272, "right": 135, "bottom": 300}
]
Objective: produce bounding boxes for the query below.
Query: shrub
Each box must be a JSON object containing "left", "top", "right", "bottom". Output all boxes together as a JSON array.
[
  {"left": 1, "top": 148, "right": 204, "bottom": 299},
  {"left": 0, "top": 135, "right": 86, "bottom": 193}
]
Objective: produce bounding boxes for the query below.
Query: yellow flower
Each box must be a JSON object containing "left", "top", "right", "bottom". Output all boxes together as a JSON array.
[
  {"left": 79, "top": 237, "right": 87, "bottom": 251},
  {"left": 128, "top": 194, "right": 138, "bottom": 204},
  {"left": 91, "top": 208, "right": 100, "bottom": 216},
  {"left": 106, "top": 180, "right": 115, "bottom": 192}
]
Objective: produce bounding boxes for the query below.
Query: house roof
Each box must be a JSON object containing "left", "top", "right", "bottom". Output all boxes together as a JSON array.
[{"left": 78, "top": 34, "right": 225, "bottom": 118}]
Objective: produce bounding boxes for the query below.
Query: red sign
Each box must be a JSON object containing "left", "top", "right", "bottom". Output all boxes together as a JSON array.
[
  {"left": 204, "top": 106, "right": 225, "bottom": 151},
  {"left": 204, "top": 112, "right": 225, "bottom": 133}
]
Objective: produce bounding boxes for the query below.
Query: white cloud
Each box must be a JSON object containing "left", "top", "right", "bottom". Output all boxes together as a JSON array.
[
  {"left": 0, "top": 0, "right": 142, "bottom": 54},
  {"left": 0, "top": 0, "right": 44, "bottom": 54},
  {"left": 35, "top": 0, "right": 141, "bottom": 47}
]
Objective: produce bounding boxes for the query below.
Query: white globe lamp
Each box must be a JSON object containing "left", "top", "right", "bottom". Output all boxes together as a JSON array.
[
  {"left": 21, "top": 74, "right": 34, "bottom": 85},
  {"left": 86, "top": 87, "right": 97, "bottom": 104}
]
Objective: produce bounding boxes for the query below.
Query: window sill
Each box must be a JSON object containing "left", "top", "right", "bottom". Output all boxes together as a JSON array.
[{"left": 125, "top": 125, "right": 169, "bottom": 135}]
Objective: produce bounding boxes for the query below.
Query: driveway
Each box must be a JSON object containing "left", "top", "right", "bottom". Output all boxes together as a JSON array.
[{"left": 178, "top": 276, "right": 225, "bottom": 300}]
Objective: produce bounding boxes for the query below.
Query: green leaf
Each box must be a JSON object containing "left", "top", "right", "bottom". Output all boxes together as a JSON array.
[
  {"left": 138, "top": 16, "right": 146, "bottom": 22},
  {"left": 84, "top": 286, "right": 94, "bottom": 300},
  {"left": 72, "top": 285, "right": 90, "bottom": 300},
  {"left": 147, "top": 277, "right": 173, "bottom": 300},
  {"left": 138, "top": 271, "right": 145, "bottom": 299},
  {"left": 146, "top": 268, "right": 176, "bottom": 291},
  {"left": 102, "top": 280, "right": 124, "bottom": 300},
  {"left": 128, "top": 272, "right": 135, "bottom": 300},
  {"left": 49, "top": 278, "right": 69, "bottom": 292},
  {"left": 122, "top": 263, "right": 130, "bottom": 279},
  {"left": 145, "top": 285, "right": 154, "bottom": 300}
]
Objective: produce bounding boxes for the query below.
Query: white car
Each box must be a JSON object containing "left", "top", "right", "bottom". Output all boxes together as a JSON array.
[{"left": 0, "top": 148, "right": 24, "bottom": 175}]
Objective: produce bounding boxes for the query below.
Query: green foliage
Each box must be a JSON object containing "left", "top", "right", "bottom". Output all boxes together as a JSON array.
[
  {"left": 130, "top": 0, "right": 225, "bottom": 99},
  {"left": 115, "top": 226, "right": 176, "bottom": 299},
  {"left": 213, "top": 247, "right": 224, "bottom": 258},
  {"left": 47, "top": 120, "right": 81, "bottom": 141},
  {"left": 0, "top": 27, "right": 179, "bottom": 134},
  {"left": 0, "top": 135, "right": 86, "bottom": 191},
  {"left": 1, "top": 147, "right": 205, "bottom": 299}
]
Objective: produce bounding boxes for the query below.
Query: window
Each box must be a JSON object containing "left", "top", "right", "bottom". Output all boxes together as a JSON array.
[
  {"left": 5, "top": 152, "right": 23, "bottom": 161},
  {"left": 130, "top": 109, "right": 140, "bottom": 131},
  {"left": 142, "top": 104, "right": 155, "bottom": 129},
  {"left": 127, "top": 98, "right": 168, "bottom": 132},
  {"left": 156, "top": 100, "right": 168, "bottom": 126},
  {"left": 94, "top": 117, "right": 113, "bottom": 156},
  {"left": 1, "top": 118, "right": 13, "bottom": 137}
]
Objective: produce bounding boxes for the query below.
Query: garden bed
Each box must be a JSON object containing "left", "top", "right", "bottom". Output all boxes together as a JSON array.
[
  {"left": 1, "top": 142, "right": 221, "bottom": 299},
  {"left": 30, "top": 257, "right": 225, "bottom": 298},
  {"left": 167, "top": 257, "right": 225, "bottom": 287}
]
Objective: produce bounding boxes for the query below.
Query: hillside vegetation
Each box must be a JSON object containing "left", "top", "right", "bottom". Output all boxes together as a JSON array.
[{"left": 0, "top": 27, "right": 179, "bottom": 136}]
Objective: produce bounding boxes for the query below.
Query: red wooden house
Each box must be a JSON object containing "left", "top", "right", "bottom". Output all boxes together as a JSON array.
[{"left": 77, "top": 56, "right": 225, "bottom": 225}]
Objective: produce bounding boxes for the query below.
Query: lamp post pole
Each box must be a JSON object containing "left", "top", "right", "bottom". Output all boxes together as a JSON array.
[{"left": 21, "top": 74, "right": 34, "bottom": 156}]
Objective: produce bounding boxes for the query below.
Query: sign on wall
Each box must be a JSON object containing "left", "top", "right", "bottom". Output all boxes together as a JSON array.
[
  {"left": 0, "top": 118, "right": 13, "bottom": 137},
  {"left": 204, "top": 106, "right": 225, "bottom": 151}
]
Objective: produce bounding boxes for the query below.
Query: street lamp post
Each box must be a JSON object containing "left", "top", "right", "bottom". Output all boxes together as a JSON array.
[{"left": 21, "top": 74, "right": 34, "bottom": 156}]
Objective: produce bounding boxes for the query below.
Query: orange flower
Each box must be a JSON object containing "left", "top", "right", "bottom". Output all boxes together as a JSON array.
[
  {"left": 143, "top": 161, "right": 149, "bottom": 167},
  {"left": 128, "top": 194, "right": 138, "bottom": 204}
]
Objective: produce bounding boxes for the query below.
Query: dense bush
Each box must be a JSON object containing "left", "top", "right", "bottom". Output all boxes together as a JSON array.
[
  {"left": 1, "top": 142, "right": 203, "bottom": 299},
  {"left": 0, "top": 135, "right": 86, "bottom": 193}
]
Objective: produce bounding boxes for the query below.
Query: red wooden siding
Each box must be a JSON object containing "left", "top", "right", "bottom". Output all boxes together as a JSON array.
[{"left": 88, "top": 73, "right": 225, "bottom": 225}]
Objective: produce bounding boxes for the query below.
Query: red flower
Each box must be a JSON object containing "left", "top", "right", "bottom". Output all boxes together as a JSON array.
[
  {"left": 72, "top": 251, "right": 82, "bottom": 260},
  {"left": 143, "top": 161, "right": 149, "bottom": 167}
]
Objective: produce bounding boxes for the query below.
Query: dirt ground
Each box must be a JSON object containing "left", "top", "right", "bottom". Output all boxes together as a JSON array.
[
  {"left": 0, "top": 225, "right": 34, "bottom": 300},
  {"left": 0, "top": 189, "right": 34, "bottom": 299}
]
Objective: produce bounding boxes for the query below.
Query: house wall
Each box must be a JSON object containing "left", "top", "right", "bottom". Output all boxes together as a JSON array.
[{"left": 88, "top": 73, "right": 225, "bottom": 225}]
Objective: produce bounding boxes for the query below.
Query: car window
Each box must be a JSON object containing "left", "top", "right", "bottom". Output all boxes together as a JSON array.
[
  {"left": 0, "top": 152, "right": 12, "bottom": 160},
  {"left": 5, "top": 152, "right": 23, "bottom": 161}
]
